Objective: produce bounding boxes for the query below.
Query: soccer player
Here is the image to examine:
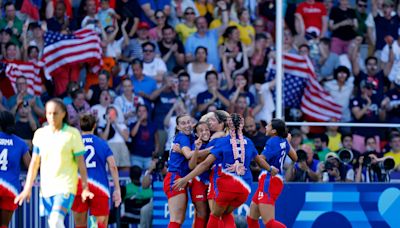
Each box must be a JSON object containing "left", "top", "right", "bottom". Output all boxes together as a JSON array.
[
  {"left": 247, "top": 119, "right": 298, "bottom": 228},
  {"left": 72, "top": 114, "right": 121, "bottom": 228},
  {"left": 174, "top": 113, "right": 278, "bottom": 228},
  {"left": 163, "top": 114, "right": 195, "bottom": 228},
  {"left": 0, "top": 110, "right": 31, "bottom": 228},
  {"left": 14, "top": 98, "right": 93, "bottom": 228}
]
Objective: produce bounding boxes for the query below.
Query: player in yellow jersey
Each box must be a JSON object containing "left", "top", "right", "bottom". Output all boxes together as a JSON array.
[{"left": 15, "top": 98, "right": 93, "bottom": 228}]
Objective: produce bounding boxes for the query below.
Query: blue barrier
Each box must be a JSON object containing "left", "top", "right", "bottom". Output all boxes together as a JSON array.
[{"left": 9, "top": 181, "right": 400, "bottom": 228}]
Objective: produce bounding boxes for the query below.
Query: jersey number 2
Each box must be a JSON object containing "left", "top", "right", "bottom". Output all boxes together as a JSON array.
[
  {"left": 0, "top": 148, "right": 8, "bottom": 171},
  {"left": 85, "top": 145, "right": 96, "bottom": 168}
]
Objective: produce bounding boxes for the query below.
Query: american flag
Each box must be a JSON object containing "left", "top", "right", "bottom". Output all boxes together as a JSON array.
[
  {"left": 267, "top": 53, "right": 342, "bottom": 121},
  {"left": 42, "top": 28, "right": 102, "bottom": 77},
  {"left": 4, "top": 61, "right": 43, "bottom": 96}
]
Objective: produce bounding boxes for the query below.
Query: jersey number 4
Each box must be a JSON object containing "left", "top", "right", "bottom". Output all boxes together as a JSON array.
[
  {"left": 85, "top": 145, "right": 97, "bottom": 168},
  {"left": 0, "top": 148, "right": 8, "bottom": 171}
]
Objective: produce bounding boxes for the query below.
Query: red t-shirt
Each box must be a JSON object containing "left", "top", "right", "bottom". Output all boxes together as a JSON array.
[{"left": 295, "top": 2, "right": 327, "bottom": 36}]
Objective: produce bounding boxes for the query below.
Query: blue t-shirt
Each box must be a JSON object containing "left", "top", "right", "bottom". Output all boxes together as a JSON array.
[
  {"left": 129, "top": 122, "right": 157, "bottom": 157},
  {"left": 196, "top": 89, "right": 229, "bottom": 111},
  {"left": 0, "top": 132, "right": 28, "bottom": 196},
  {"left": 228, "top": 89, "right": 256, "bottom": 107},
  {"left": 168, "top": 132, "right": 194, "bottom": 177},
  {"left": 210, "top": 135, "right": 258, "bottom": 188},
  {"left": 154, "top": 91, "right": 179, "bottom": 129},
  {"left": 262, "top": 136, "right": 290, "bottom": 174},
  {"left": 131, "top": 75, "right": 157, "bottom": 96},
  {"left": 82, "top": 134, "right": 113, "bottom": 197}
]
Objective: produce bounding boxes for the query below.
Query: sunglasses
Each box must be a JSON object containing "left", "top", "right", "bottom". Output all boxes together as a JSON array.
[
  {"left": 156, "top": 15, "right": 165, "bottom": 19},
  {"left": 143, "top": 49, "right": 154, "bottom": 53},
  {"left": 358, "top": 4, "right": 367, "bottom": 8},
  {"left": 185, "top": 11, "right": 195, "bottom": 15}
]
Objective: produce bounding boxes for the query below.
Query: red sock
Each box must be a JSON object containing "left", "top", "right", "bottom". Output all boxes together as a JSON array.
[
  {"left": 97, "top": 222, "right": 106, "bottom": 228},
  {"left": 247, "top": 216, "right": 260, "bottom": 228},
  {"left": 222, "top": 213, "right": 236, "bottom": 228},
  {"left": 265, "top": 219, "right": 286, "bottom": 228},
  {"left": 194, "top": 216, "right": 206, "bottom": 228},
  {"left": 1, "top": 226, "right": 9, "bottom": 228},
  {"left": 75, "top": 226, "right": 87, "bottom": 228},
  {"left": 168, "top": 221, "right": 181, "bottom": 228},
  {"left": 207, "top": 214, "right": 221, "bottom": 228}
]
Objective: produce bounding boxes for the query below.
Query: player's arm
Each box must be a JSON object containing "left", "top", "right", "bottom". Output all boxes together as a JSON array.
[
  {"left": 76, "top": 155, "right": 94, "bottom": 202},
  {"left": 107, "top": 156, "right": 121, "bottom": 207},
  {"left": 15, "top": 153, "right": 40, "bottom": 205},
  {"left": 173, "top": 154, "right": 216, "bottom": 189},
  {"left": 288, "top": 146, "right": 298, "bottom": 162},
  {"left": 254, "top": 154, "right": 278, "bottom": 175},
  {"left": 22, "top": 151, "right": 31, "bottom": 168}
]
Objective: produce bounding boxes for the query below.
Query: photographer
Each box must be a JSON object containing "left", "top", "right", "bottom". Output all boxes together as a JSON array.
[
  {"left": 286, "top": 145, "right": 320, "bottom": 182},
  {"left": 354, "top": 153, "right": 395, "bottom": 182},
  {"left": 320, "top": 152, "right": 353, "bottom": 182}
]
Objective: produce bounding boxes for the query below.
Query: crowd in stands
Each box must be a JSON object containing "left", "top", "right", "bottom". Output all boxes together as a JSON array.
[{"left": 1, "top": 0, "right": 400, "bottom": 225}]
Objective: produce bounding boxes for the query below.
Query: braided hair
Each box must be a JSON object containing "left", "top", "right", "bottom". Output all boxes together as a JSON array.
[{"left": 226, "top": 113, "right": 246, "bottom": 175}]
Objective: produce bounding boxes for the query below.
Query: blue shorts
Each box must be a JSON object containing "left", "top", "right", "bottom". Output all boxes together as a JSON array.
[{"left": 41, "top": 193, "right": 75, "bottom": 216}]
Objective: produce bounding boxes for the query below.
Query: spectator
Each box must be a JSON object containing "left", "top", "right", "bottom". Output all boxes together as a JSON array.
[
  {"left": 324, "top": 66, "right": 354, "bottom": 122},
  {"left": 163, "top": 101, "right": 187, "bottom": 152},
  {"left": 350, "top": 80, "right": 386, "bottom": 153},
  {"left": 174, "top": 7, "right": 197, "bottom": 44},
  {"left": 86, "top": 70, "right": 116, "bottom": 106},
  {"left": 317, "top": 37, "right": 340, "bottom": 81},
  {"left": 313, "top": 133, "right": 330, "bottom": 162},
  {"left": 177, "top": 72, "right": 195, "bottom": 114},
  {"left": 380, "top": 30, "right": 400, "bottom": 83},
  {"left": 158, "top": 25, "right": 185, "bottom": 71},
  {"left": 220, "top": 26, "right": 249, "bottom": 78},
  {"left": 187, "top": 46, "right": 214, "bottom": 98},
  {"left": 130, "top": 58, "right": 158, "bottom": 99},
  {"left": 364, "top": 136, "right": 380, "bottom": 154},
  {"left": 97, "top": 0, "right": 119, "bottom": 29},
  {"left": 355, "top": 0, "right": 368, "bottom": 39},
  {"left": 243, "top": 116, "right": 268, "bottom": 153},
  {"left": 0, "top": 28, "right": 13, "bottom": 59},
  {"left": 286, "top": 145, "right": 320, "bottom": 182},
  {"left": 139, "top": 0, "right": 170, "bottom": 25},
  {"left": 328, "top": 0, "right": 358, "bottom": 55},
  {"left": 103, "top": 19, "right": 130, "bottom": 59},
  {"left": 91, "top": 89, "right": 124, "bottom": 127},
  {"left": 384, "top": 133, "right": 400, "bottom": 171},
  {"left": 62, "top": 82, "right": 80, "bottom": 105},
  {"left": 371, "top": 0, "right": 399, "bottom": 52},
  {"left": 320, "top": 152, "right": 352, "bottom": 182},
  {"left": 282, "top": 28, "right": 297, "bottom": 54},
  {"left": 236, "top": 9, "right": 255, "bottom": 46},
  {"left": 142, "top": 41, "right": 167, "bottom": 86},
  {"left": 229, "top": 93, "right": 263, "bottom": 119},
  {"left": 129, "top": 104, "right": 159, "bottom": 170},
  {"left": 250, "top": 33, "right": 274, "bottom": 84},
  {"left": 326, "top": 124, "right": 342, "bottom": 152},
  {"left": 196, "top": 70, "right": 230, "bottom": 115},
  {"left": 98, "top": 106, "right": 131, "bottom": 170},
  {"left": 169, "top": 0, "right": 198, "bottom": 27},
  {"left": 46, "top": 1, "right": 77, "bottom": 32},
  {"left": 194, "top": 0, "right": 214, "bottom": 24},
  {"left": 14, "top": 102, "right": 38, "bottom": 149},
  {"left": 353, "top": 152, "right": 385, "bottom": 182},
  {"left": 66, "top": 89, "right": 91, "bottom": 129},
  {"left": 185, "top": 1, "right": 229, "bottom": 70},
  {"left": 149, "top": 10, "right": 168, "bottom": 41},
  {"left": 295, "top": 0, "right": 328, "bottom": 40},
  {"left": 81, "top": 0, "right": 101, "bottom": 34},
  {"left": 381, "top": 76, "right": 400, "bottom": 123},
  {"left": 122, "top": 165, "right": 153, "bottom": 227},
  {"left": 0, "top": 90, "right": 8, "bottom": 111},
  {"left": 0, "top": 2, "right": 23, "bottom": 46},
  {"left": 339, "top": 133, "right": 361, "bottom": 160},
  {"left": 8, "top": 76, "right": 45, "bottom": 124},
  {"left": 228, "top": 73, "right": 256, "bottom": 108},
  {"left": 113, "top": 78, "right": 145, "bottom": 125}
]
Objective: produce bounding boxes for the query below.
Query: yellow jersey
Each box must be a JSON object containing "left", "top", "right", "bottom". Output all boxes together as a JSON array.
[
  {"left": 175, "top": 23, "right": 197, "bottom": 45},
  {"left": 32, "top": 124, "right": 85, "bottom": 197},
  {"left": 384, "top": 151, "right": 400, "bottom": 168}
]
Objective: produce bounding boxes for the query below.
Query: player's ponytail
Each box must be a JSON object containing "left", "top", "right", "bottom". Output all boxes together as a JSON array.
[
  {"left": 227, "top": 113, "right": 246, "bottom": 175},
  {"left": 0, "top": 110, "right": 15, "bottom": 134},
  {"left": 271, "top": 118, "right": 288, "bottom": 138}
]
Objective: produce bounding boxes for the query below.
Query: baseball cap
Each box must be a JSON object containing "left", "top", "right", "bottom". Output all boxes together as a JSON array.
[
  {"left": 325, "top": 152, "right": 339, "bottom": 161},
  {"left": 137, "top": 21, "right": 150, "bottom": 30}
]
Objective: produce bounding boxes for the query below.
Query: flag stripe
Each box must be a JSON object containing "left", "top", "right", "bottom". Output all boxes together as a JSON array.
[{"left": 5, "top": 61, "right": 43, "bottom": 96}]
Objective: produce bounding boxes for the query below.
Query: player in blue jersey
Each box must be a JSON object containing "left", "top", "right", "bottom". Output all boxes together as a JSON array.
[
  {"left": 247, "top": 119, "right": 297, "bottom": 228},
  {"left": 0, "top": 111, "right": 31, "bottom": 228},
  {"left": 163, "top": 114, "right": 195, "bottom": 228},
  {"left": 71, "top": 114, "right": 121, "bottom": 228},
  {"left": 174, "top": 113, "right": 278, "bottom": 228}
]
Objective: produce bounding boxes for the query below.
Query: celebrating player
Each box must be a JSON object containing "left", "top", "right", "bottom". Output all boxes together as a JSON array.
[
  {"left": 71, "top": 114, "right": 121, "bottom": 228},
  {"left": 0, "top": 110, "right": 31, "bottom": 228},
  {"left": 174, "top": 113, "right": 278, "bottom": 228},
  {"left": 14, "top": 98, "right": 94, "bottom": 228},
  {"left": 247, "top": 119, "right": 297, "bottom": 228}
]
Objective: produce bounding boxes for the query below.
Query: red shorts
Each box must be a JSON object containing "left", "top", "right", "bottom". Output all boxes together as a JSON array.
[
  {"left": 190, "top": 177, "right": 208, "bottom": 203},
  {"left": 71, "top": 181, "right": 110, "bottom": 216},
  {"left": 163, "top": 172, "right": 187, "bottom": 199},
  {"left": 252, "top": 175, "right": 284, "bottom": 205},
  {"left": 215, "top": 190, "right": 249, "bottom": 208},
  {"left": 0, "top": 184, "right": 18, "bottom": 211}
]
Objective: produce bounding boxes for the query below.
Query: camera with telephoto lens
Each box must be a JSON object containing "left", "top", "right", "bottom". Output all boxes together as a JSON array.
[
  {"left": 324, "top": 160, "right": 335, "bottom": 171},
  {"left": 296, "top": 149, "right": 307, "bottom": 162},
  {"left": 363, "top": 155, "right": 372, "bottom": 167},
  {"left": 378, "top": 157, "right": 395, "bottom": 171},
  {"left": 338, "top": 149, "right": 353, "bottom": 164}
]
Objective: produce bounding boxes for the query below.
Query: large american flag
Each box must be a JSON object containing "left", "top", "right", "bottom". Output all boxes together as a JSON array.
[
  {"left": 42, "top": 28, "right": 102, "bottom": 77},
  {"left": 267, "top": 53, "right": 342, "bottom": 121},
  {"left": 4, "top": 61, "right": 43, "bottom": 96}
]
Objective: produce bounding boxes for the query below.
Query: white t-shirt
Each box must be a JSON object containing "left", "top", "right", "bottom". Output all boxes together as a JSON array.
[
  {"left": 165, "top": 116, "right": 177, "bottom": 151},
  {"left": 381, "top": 41, "right": 400, "bottom": 82},
  {"left": 113, "top": 94, "right": 145, "bottom": 125},
  {"left": 255, "top": 82, "right": 275, "bottom": 123},
  {"left": 143, "top": 57, "right": 167, "bottom": 80},
  {"left": 106, "top": 37, "right": 124, "bottom": 58},
  {"left": 81, "top": 15, "right": 102, "bottom": 34}
]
